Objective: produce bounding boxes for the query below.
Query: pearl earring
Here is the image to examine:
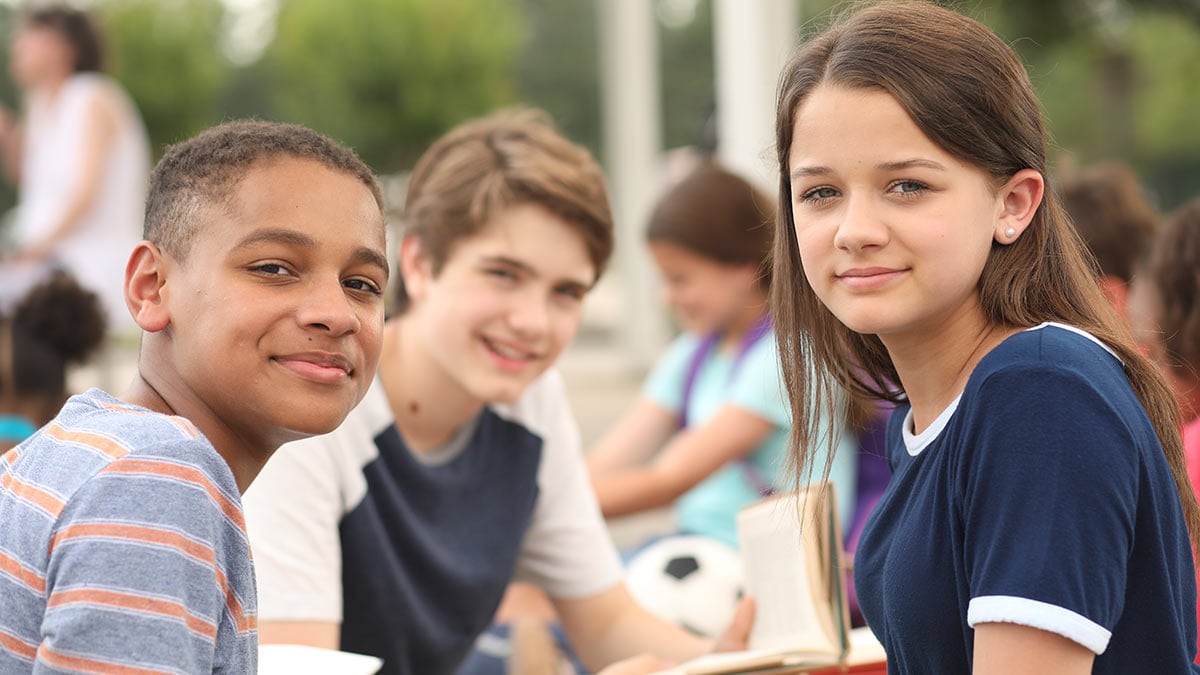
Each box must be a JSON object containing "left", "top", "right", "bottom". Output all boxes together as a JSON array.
[{"left": 1004, "top": 227, "right": 1016, "bottom": 238}]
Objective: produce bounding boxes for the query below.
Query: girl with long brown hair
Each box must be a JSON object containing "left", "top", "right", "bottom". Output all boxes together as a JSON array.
[{"left": 772, "top": 2, "right": 1199, "bottom": 673}]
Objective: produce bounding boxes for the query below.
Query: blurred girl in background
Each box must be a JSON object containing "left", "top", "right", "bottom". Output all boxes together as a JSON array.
[
  {"left": 0, "top": 271, "right": 106, "bottom": 451},
  {"left": 587, "top": 161, "right": 858, "bottom": 546},
  {"left": 0, "top": 6, "right": 149, "bottom": 333}
]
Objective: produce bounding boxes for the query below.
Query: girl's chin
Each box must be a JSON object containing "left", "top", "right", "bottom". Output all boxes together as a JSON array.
[{"left": 675, "top": 315, "right": 716, "bottom": 335}]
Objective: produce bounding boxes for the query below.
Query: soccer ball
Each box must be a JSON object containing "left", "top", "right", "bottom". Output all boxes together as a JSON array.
[{"left": 625, "top": 535, "right": 744, "bottom": 638}]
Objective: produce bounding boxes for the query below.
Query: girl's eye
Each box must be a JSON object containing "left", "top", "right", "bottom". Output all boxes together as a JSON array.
[
  {"left": 555, "top": 286, "right": 586, "bottom": 302},
  {"left": 800, "top": 186, "right": 839, "bottom": 203},
  {"left": 889, "top": 180, "right": 928, "bottom": 196},
  {"left": 344, "top": 278, "right": 382, "bottom": 296}
]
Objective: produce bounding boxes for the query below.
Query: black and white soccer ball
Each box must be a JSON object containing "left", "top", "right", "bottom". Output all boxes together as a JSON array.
[{"left": 625, "top": 535, "right": 744, "bottom": 638}]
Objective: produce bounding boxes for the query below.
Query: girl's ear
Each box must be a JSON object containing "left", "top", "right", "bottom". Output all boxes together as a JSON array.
[
  {"left": 398, "top": 235, "right": 433, "bottom": 303},
  {"left": 124, "top": 242, "right": 171, "bottom": 333},
  {"left": 995, "top": 168, "right": 1045, "bottom": 244}
]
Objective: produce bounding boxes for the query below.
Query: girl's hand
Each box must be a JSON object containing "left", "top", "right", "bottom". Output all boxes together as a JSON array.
[{"left": 712, "top": 596, "right": 756, "bottom": 652}]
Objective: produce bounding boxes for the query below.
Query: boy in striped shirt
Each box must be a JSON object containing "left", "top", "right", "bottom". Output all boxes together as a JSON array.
[{"left": 0, "top": 119, "right": 389, "bottom": 673}]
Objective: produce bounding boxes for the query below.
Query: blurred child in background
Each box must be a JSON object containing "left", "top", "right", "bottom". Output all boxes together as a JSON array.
[
  {"left": 0, "top": 6, "right": 149, "bottom": 333},
  {"left": 0, "top": 271, "right": 105, "bottom": 450},
  {"left": 587, "top": 162, "right": 858, "bottom": 545},
  {"left": 1128, "top": 197, "right": 1200, "bottom": 503},
  {"left": 1058, "top": 162, "right": 1160, "bottom": 318}
]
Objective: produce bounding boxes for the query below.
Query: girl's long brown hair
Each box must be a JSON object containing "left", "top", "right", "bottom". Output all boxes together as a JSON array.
[{"left": 771, "top": 0, "right": 1200, "bottom": 549}]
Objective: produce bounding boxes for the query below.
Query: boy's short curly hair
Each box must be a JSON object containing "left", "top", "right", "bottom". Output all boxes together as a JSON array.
[{"left": 145, "top": 119, "right": 384, "bottom": 260}]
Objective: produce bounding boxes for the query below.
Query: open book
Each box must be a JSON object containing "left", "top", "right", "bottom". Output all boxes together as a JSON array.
[{"left": 656, "top": 483, "right": 886, "bottom": 674}]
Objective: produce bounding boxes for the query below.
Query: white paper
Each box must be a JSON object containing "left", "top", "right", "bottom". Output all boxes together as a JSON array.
[
  {"left": 258, "top": 644, "right": 383, "bottom": 675},
  {"left": 737, "top": 492, "right": 836, "bottom": 654}
]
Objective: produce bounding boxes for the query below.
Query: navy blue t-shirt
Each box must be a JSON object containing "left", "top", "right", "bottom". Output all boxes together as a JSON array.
[
  {"left": 855, "top": 324, "right": 1200, "bottom": 673},
  {"left": 338, "top": 411, "right": 542, "bottom": 674}
]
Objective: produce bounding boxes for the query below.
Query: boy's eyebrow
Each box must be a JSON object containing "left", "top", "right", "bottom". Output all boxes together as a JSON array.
[
  {"left": 350, "top": 247, "right": 390, "bottom": 274},
  {"left": 481, "top": 255, "right": 593, "bottom": 287},
  {"left": 481, "top": 254, "right": 535, "bottom": 274},
  {"left": 790, "top": 158, "right": 947, "bottom": 180},
  {"left": 231, "top": 228, "right": 388, "bottom": 272}
]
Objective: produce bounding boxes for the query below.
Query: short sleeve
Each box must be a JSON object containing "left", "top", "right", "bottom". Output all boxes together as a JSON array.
[
  {"left": 39, "top": 445, "right": 256, "bottom": 673},
  {"left": 243, "top": 432, "right": 347, "bottom": 622},
  {"left": 959, "top": 364, "right": 1140, "bottom": 654},
  {"left": 725, "top": 335, "right": 790, "bottom": 428},
  {"left": 642, "top": 333, "right": 704, "bottom": 414},
  {"left": 510, "top": 371, "right": 624, "bottom": 598}
]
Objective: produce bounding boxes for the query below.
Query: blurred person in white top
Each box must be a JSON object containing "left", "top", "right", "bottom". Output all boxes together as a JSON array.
[{"left": 0, "top": 6, "right": 149, "bottom": 334}]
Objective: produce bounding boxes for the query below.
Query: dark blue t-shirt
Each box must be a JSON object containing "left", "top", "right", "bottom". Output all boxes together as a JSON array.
[
  {"left": 855, "top": 324, "right": 1199, "bottom": 674},
  {"left": 338, "top": 411, "right": 543, "bottom": 675}
]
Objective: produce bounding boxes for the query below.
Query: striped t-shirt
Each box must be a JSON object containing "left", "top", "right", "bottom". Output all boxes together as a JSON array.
[{"left": 0, "top": 388, "right": 257, "bottom": 673}]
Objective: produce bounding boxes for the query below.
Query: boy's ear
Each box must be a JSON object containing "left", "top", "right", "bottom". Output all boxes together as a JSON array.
[
  {"left": 398, "top": 235, "right": 433, "bottom": 302},
  {"left": 124, "top": 242, "right": 172, "bottom": 333},
  {"left": 994, "top": 168, "right": 1045, "bottom": 243}
]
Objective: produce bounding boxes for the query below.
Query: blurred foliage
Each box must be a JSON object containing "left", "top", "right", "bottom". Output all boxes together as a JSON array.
[
  {"left": 1, "top": 0, "right": 1199, "bottom": 215},
  {"left": 260, "top": 0, "right": 521, "bottom": 172},
  {"left": 515, "top": 0, "right": 601, "bottom": 156},
  {"left": 97, "top": 0, "right": 231, "bottom": 151},
  {"left": 658, "top": 0, "right": 716, "bottom": 152},
  {"left": 513, "top": 0, "right": 716, "bottom": 161}
]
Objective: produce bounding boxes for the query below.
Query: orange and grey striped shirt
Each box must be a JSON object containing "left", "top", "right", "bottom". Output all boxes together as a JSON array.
[{"left": 0, "top": 388, "right": 257, "bottom": 674}]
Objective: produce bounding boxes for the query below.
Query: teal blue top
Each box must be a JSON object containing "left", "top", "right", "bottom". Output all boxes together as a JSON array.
[
  {"left": 0, "top": 415, "right": 37, "bottom": 443},
  {"left": 642, "top": 332, "right": 857, "bottom": 547}
]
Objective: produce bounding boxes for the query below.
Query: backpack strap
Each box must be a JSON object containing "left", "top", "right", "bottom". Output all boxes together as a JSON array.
[{"left": 678, "top": 312, "right": 776, "bottom": 496}]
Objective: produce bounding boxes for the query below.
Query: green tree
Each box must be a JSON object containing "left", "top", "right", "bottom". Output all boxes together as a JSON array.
[
  {"left": 659, "top": 0, "right": 716, "bottom": 152},
  {"left": 515, "top": 0, "right": 601, "bottom": 155},
  {"left": 261, "top": 0, "right": 522, "bottom": 172},
  {"left": 98, "top": 0, "right": 232, "bottom": 154}
]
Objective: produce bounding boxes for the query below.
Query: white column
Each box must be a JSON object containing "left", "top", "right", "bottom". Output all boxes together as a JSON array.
[
  {"left": 597, "top": 0, "right": 668, "bottom": 372},
  {"left": 713, "top": 0, "right": 798, "bottom": 192}
]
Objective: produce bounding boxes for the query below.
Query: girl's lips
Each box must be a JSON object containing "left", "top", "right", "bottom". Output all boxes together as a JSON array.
[{"left": 836, "top": 267, "right": 907, "bottom": 290}]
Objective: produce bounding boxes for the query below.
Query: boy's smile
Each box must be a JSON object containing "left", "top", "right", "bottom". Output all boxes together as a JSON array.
[{"left": 156, "top": 156, "right": 387, "bottom": 453}]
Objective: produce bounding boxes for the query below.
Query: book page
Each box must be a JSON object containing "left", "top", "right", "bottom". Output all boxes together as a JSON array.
[
  {"left": 653, "top": 485, "right": 861, "bottom": 675},
  {"left": 736, "top": 489, "right": 839, "bottom": 656},
  {"left": 845, "top": 626, "right": 887, "bottom": 666}
]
